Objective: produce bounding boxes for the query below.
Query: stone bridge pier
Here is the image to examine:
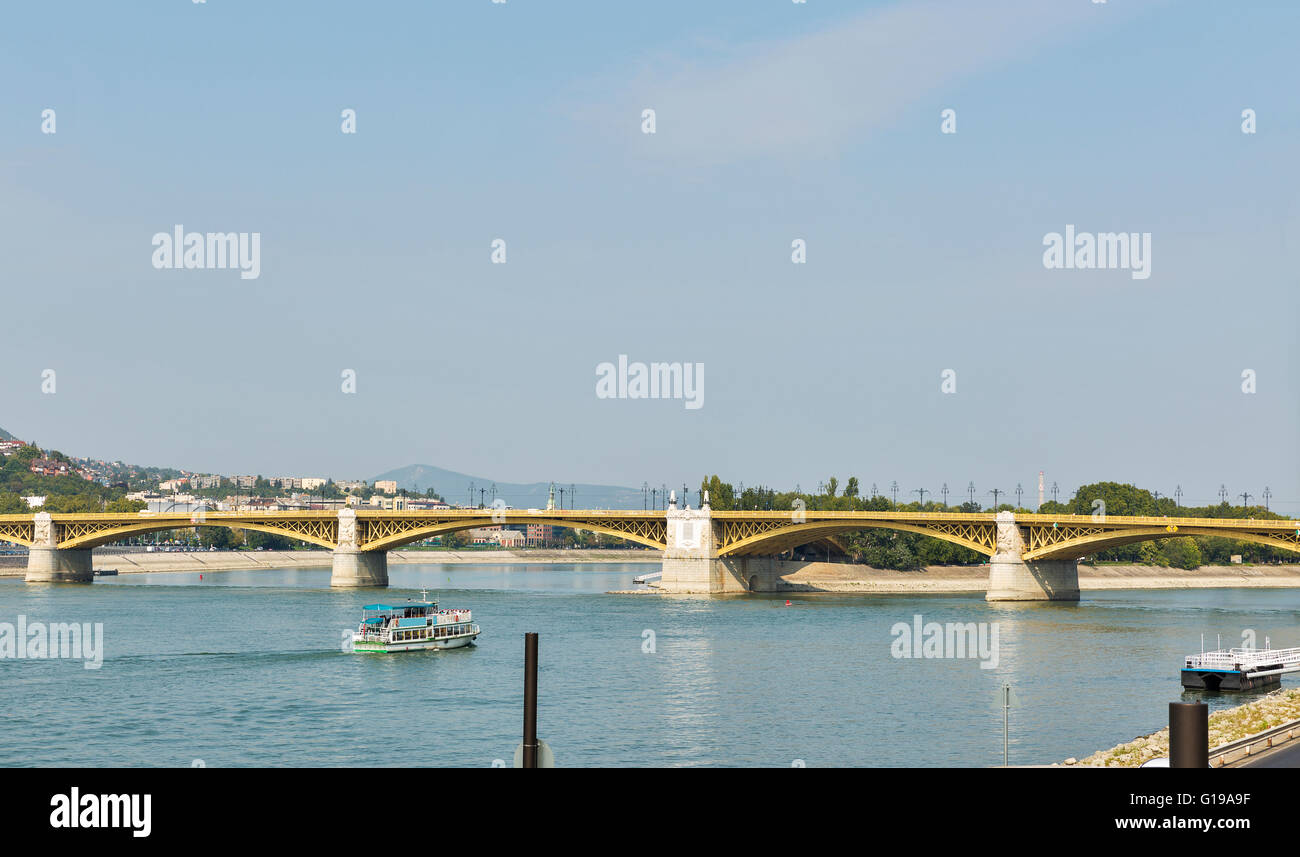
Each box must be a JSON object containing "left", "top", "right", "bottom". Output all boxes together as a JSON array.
[
  {"left": 25, "top": 512, "right": 94, "bottom": 583},
  {"left": 654, "top": 506, "right": 1080, "bottom": 601},
  {"left": 985, "top": 511, "right": 1079, "bottom": 601},
  {"left": 656, "top": 495, "right": 748, "bottom": 594},
  {"left": 330, "top": 508, "right": 389, "bottom": 588}
]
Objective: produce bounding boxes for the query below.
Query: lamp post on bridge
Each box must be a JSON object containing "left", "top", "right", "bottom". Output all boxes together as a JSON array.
[
  {"left": 941, "top": 483, "right": 949, "bottom": 507},
  {"left": 890, "top": 481, "right": 898, "bottom": 506},
  {"left": 1175, "top": 485, "right": 1182, "bottom": 508},
  {"left": 988, "top": 488, "right": 1003, "bottom": 510},
  {"left": 967, "top": 482, "right": 975, "bottom": 505},
  {"left": 1239, "top": 492, "right": 1252, "bottom": 509},
  {"left": 1263, "top": 487, "right": 1271, "bottom": 511},
  {"left": 914, "top": 488, "right": 928, "bottom": 507}
]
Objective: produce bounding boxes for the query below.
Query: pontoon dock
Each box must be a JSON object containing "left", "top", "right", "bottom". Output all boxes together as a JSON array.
[{"left": 1182, "top": 646, "right": 1300, "bottom": 691}]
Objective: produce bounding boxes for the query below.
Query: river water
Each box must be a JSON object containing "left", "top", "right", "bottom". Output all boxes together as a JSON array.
[{"left": 2, "top": 563, "right": 1297, "bottom": 767}]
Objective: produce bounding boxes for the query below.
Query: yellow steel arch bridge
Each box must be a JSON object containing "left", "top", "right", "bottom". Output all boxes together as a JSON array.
[{"left": 1, "top": 509, "right": 1297, "bottom": 560}]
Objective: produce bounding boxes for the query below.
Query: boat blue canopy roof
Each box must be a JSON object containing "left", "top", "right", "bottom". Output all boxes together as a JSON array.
[
  {"left": 362, "top": 602, "right": 434, "bottom": 611},
  {"left": 362, "top": 604, "right": 393, "bottom": 611}
]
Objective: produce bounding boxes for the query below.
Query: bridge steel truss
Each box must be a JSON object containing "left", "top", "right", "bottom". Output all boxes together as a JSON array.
[
  {"left": 0, "top": 511, "right": 341, "bottom": 551},
  {"left": 710, "top": 511, "right": 1000, "bottom": 557},
  {"left": 0, "top": 519, "right": 35, "bottom": 548},
  {"left": 711, "top": 511, "right": 1300, "bottom": 560},
  {"left": 352, "top": 510, "right": 668, "bottom": 552},
  {"left": 0, "top": 510, "right": 1296, "bottom": 561},
  {"left": 1016, "top": 514, "right": 1300, "bottom": 560}
]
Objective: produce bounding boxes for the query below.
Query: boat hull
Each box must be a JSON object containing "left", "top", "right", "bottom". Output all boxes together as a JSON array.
[{"left": 353, "top": 634, "right": 478, "bottom": 654}]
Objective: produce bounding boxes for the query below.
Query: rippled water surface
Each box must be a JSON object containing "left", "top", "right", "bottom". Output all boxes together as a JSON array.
[{"left": 2, "top": 564, "right": 1297, "bottom": 767}]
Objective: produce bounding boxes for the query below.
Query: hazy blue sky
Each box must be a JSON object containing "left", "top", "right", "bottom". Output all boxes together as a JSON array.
[{"left": 2, "top": 1, "right": 1296, "bottom": 511}]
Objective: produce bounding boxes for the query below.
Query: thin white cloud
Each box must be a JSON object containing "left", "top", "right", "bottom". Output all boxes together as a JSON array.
[{"left": 580, "top": 0, "right": 1154, "bottom": 163}]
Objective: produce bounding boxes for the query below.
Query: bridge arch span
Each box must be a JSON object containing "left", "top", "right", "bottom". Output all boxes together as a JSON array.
[
  {"left": 716, "top": 519, "right": 997, "bottom": 559},
  {"left": 56, "top": 520, "right": 339, "bottom": 551},
  {"left": 358, "top": 515, "right": 667, "bottom": 552},
  {"left": 1023, "top": 527, "right": 1300, "bottom": 561}
]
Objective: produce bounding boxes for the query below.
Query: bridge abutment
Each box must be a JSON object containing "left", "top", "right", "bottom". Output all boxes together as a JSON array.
[{"left": 985, "top": 511, "right": 1079, "bottom": 601}]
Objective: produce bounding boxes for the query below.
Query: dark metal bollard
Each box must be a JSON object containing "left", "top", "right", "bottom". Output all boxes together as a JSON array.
[
  {"left": 522, "top": 633, "right": 539, "bottom": 769},
  {"left": 1169, "top": 702, "right": 1208, "bottom": 768}
]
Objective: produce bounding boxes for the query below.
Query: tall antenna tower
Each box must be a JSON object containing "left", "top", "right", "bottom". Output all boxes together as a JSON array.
[{"left": 1038, "top": 471, "right": 1045, "bottom": 509}]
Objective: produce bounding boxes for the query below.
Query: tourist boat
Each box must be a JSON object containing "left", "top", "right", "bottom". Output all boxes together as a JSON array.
[{"left": 352, "top": 591, "right": 480, "bottom": 653}]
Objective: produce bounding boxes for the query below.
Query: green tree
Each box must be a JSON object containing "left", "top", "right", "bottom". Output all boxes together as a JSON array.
[
  {"left": 1066, "top": 482, "right": 1158, "bottom": 517},
  {"left": 12, "top": 445, "right": 40, "bottom": 464},
  {"left": 1161, "top": 537, "right": 1203, "bottom": 570},
  {"left": 244, "top": 531, "right": 294, "bottom": 550},
  {"left": 699, "top": 475, "right": 735, "bottom": 510},
  {"left": 199, "top": 527, "right": 238, "bottom": 549}
]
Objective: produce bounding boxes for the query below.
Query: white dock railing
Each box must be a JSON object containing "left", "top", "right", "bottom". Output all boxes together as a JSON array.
[{"left": 1185, "top": 646, "right": 1300, "bottom": 671}]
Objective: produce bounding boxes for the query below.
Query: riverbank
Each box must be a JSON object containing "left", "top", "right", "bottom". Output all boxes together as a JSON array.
[
  {"left": 1060, "top": 688, "right": 1300, "bottom": 767},
  {"left": 0, "top": 548, "right": 660, "bottom": 576}
]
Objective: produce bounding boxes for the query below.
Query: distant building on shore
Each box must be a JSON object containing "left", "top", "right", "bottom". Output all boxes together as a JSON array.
[{"left": 28, "top": 458, "right": 71, "bottom": 477}]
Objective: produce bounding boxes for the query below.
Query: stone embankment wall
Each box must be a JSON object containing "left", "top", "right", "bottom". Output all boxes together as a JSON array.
[{"left": 1062, "top": 688, "right": 1300, "bottom": 767}]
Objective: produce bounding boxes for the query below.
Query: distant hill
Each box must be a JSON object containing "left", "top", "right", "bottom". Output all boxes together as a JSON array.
[
  {"left": 371, "top": 464, "right": 645, "bottom": 510},
  {"left": 0, "top": 426, "right": 15, "bottom": 442}
]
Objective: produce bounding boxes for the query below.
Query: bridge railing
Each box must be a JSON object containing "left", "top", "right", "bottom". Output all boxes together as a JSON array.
[{"left": 710, "top": 510, "right": 1300, "bottom": 528}]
